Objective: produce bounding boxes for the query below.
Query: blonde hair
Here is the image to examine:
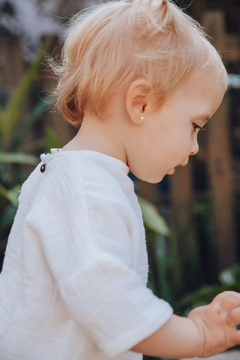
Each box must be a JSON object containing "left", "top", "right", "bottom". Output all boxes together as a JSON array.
[{"left": 51, "top": 0, "right": 227, "bottom": 127}]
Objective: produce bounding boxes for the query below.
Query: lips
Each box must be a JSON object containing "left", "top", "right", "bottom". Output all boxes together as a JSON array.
[{"left": 168, "top": 163, "right": 187, "bottom": 175}]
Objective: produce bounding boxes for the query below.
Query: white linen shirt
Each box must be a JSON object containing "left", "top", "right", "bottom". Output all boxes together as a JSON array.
[{"left": 0, "top": 150, "right": 173, "bottom": 360}]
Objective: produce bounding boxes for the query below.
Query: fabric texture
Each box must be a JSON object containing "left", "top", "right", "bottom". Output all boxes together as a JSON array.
[{"left": 0, "top": 150, "right": 173, "bottom": 359}]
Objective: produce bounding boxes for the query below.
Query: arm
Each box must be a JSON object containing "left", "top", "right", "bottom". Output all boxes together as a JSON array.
[{"left": 131, "top": 291, "right": 240, "bottom": 359}]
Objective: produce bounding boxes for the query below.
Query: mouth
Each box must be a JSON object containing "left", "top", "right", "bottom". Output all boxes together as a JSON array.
[{"left": 168, "top": 163, "right": 187, "bottom": 175}]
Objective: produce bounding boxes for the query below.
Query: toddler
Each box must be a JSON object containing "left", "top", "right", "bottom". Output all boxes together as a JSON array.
[{"left": 1, "top": 0, "right": 240, "bottom": 359}]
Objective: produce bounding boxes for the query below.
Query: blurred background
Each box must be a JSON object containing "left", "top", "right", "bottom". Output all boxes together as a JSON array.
[{"left": 1, "top": 0, "right": 240, "bottom": 357}]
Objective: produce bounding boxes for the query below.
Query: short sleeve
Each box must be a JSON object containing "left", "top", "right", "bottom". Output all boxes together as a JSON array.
[{"left": 23, "top": 156, "right": 173, "bottom": 357}]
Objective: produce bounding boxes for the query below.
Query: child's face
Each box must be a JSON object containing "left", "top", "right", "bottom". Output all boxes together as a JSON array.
[{"left": 128, "top": 71, "right": 225, "bottom": 183}]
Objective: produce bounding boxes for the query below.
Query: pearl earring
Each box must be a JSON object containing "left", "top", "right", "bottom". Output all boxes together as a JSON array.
[{"left": 140, "top": 116, "right": 144, "bottom": 121}]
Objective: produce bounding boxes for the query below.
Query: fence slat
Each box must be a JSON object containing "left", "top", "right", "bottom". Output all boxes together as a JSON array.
[{"left": 202, "top": 11, "right": 237, "bottom": 271}]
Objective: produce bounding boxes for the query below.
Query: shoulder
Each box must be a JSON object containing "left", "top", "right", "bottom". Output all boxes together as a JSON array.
[
  {"left": 41, "top": 150, "right": 132, "bottom": 196},
  {"left": 19, "top": 150, "right": 143, "bottom": 261},
  {"left": 19, "top": 150, "right": 136, "bottom": 213}
]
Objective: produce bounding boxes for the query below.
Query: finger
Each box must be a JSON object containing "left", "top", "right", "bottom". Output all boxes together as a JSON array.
[
  {"left": 212, "top": 291, "right": 240, "bottom": 305},
  {"left": 221, "top": 293, "right": 240, "bottom": 313},
  {"left": 230, "top": 328, "right": 240, "bottom": 346},
  {"left": 227, "top": 307, "right": 240, "bottom": 328}
]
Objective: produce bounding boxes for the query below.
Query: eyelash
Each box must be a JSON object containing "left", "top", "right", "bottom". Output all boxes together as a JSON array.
[{"left": 193, "top": 123, "right": 206, "bottom": 132}]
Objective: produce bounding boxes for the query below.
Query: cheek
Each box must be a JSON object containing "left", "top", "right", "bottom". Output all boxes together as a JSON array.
[{"left": 171, "top": 133, "right": 192, "bottom": 157}]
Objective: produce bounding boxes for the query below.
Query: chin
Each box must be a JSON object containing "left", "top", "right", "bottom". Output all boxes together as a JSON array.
[{"left": 137, "top": 174, "right": 164, "bottom": 184}]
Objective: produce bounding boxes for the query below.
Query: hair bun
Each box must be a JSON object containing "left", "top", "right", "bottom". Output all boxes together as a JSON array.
[{"left": 160, "top": 0, "right": 168, "bottom": 8}]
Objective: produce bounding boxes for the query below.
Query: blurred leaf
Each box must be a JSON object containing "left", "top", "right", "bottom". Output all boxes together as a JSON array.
[
  {"left": 178, "top": 283, "right": 240, "bottom": 309},
  {"left": 0, "top": 36, "right": 53, "bottom": 142},
  {"left": 12, "top": 95, "right": 53, "bottom": 151},
  {"left": 0, "top": 204, "right": 17, "bottom": 232},
  {"left": 0, "top": 184, "right": 21, "bottom": 206},
  {"left": 0, "top": 162, "right": 9, "bottom": 184},
  {"left": 19, "top": 139, "right": 46, "bottom": 154},
  {"left": 0, "top": 238, "right": 7, "bottom": 253},
  {"left": 155, "top": 234, "right": 172, "bottom": 303},
  {"left": 219, "top": 265, "right": 240, "bottom": 286},
  {"left": 44, "top": 123, "right": 61, "bottom": 149},
  {"left": 138, "top": 195, "right": 170, "bottom": 236},
  {"left": 0, "top": 153, "right": 38, "bottom": 166}
]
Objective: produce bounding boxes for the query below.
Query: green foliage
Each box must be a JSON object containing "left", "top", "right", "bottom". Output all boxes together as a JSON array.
[
  {"left": 139, "top": 197, "right": 179, "bottom": 305},
  {"left": 0, "top": 183, "right": 21, "bottom": 207},
  {"left": 219, "top": 264, "right": 240, "bottom": 286},
  {"left": 0, "top": 153, "right": 38, "bottom": 165},
  {"left": 178, "top": 265, "right": 240, "bottom": 317},
  {"left": 0, "top": 37, "right": 54, "bottom": 264},
  {"left": 139, "top": 197, "right": 174, "bottom": 304},
  {"left": 0, "top": 37, "right": 53, "bottom": 144},
  {"left": 138, "top": 196, "right": 171, "bottom": 236},
  {"left": 141, "top": 198, "right": 240, "bottom": 360},
  {"left": 43, "top": 123, "right": 61, "bottom": 150},
  {"left": 140, "top": 196, "right": 240, "bottom": 314}
]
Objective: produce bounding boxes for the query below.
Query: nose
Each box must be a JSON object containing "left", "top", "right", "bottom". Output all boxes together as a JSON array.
[{"left": 190, "top": 137, "right": 199, "bottom": 156}]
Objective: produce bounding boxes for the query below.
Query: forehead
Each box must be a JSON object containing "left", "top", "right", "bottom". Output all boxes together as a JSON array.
[
  {"left": 176, "top": 71, "right": 225, "bottom": 114},
  {"left": 185, "top": 70, "right": 225, "bottom": 94},
  {"left": 157, "top": 71, "right": 225, "bottom": 126}
]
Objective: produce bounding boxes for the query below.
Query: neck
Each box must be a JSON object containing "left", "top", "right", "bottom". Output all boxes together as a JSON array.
[{"left": 63, "top": 110, "right": 128, "bottom": 164}]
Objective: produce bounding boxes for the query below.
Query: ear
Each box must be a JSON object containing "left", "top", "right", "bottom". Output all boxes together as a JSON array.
[{"left": 126, "top": 79, "right": 154, "bottom": 125}]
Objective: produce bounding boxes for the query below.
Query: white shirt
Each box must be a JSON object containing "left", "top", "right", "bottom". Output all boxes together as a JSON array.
[{"left": 0, "top": 150, "right": 173, "bottom": 359}]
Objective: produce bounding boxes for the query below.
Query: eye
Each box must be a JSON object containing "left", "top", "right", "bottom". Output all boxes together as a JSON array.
[{"left": 193, "top": 123, "right": 206, "bottom": 132}]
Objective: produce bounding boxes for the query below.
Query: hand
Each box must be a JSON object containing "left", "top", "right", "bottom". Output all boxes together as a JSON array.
[{"left": 188, "top": 291, "right": 240, "bottom": 358}]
